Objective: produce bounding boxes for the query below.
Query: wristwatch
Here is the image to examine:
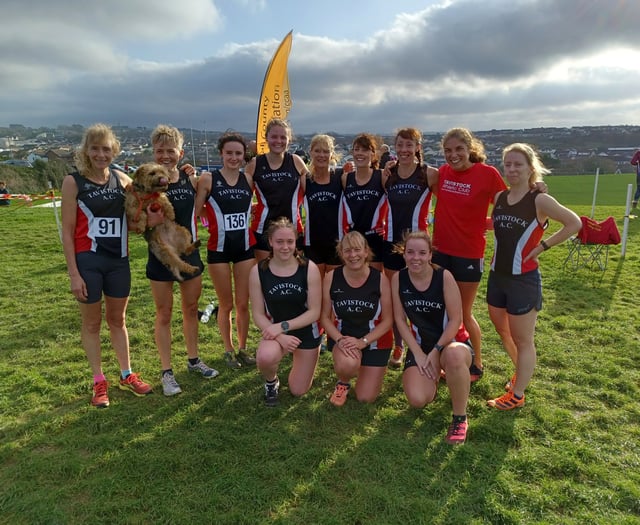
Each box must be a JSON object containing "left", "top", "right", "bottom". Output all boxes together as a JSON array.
[
  {"left": 434, "top": 343, "right": 444, "bottom": 353},
  {"left": 280, "top": 321, "right": 290, "bottom": 334}
]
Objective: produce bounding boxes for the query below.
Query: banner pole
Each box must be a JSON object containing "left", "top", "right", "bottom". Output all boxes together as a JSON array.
[
  {"left": 590, "top": 167, "right": 599, "bottom": 219},
  {"left": 621, "top": 183, "right": 632, "bottom": 257}
]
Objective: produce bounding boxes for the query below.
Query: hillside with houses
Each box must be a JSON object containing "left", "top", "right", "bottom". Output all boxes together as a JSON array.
[{"left": 1, "top": 124, "right": 639, "bottom": 188}]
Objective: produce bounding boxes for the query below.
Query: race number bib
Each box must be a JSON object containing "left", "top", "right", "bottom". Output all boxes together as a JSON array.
[
  {"left": 89, "top": 217, "right": 121, "bottom": 238},
  {"left": 223, "top": 213, "right": 246, "bottom": 231}
]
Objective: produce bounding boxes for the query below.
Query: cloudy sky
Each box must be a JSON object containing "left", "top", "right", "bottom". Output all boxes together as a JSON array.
[{"left": 2, "top": 0, "right": 640, "bottom": 135}]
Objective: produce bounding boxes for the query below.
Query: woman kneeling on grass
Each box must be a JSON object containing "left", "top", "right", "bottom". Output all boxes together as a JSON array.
[
  {"left": 486, "top": 143, "right": 581, "bottom": 410},
  {"left": 320, "top": 231, "right": 393, "bottom": 406},
  {"left": 391, "top": 231, "right": 472, "bottom": 444},
  {"left": 249, "top": 218, "right": 322, "bottom": 407}
]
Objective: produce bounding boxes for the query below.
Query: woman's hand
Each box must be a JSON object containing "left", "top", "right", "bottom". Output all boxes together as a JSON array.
[
  {"left": 181, "top": 163, "right": 197, "bottom": 176},
  {"left": 262, "top": 323, "right": 284, "bottom": 340},
  {"left": 70, "top": 274, "right": 88, "bottom": 302},
  {"left": 382, "top": 159, "right": 397, "bottom": 179},
  {"left": 532, "top": 180, "right": 548, "bottom": 193},
  {"left": 336, "top": 336, "right": 362, "bottom": 359},
  {"left": 418, "top": 349, "right": 440, "bottom": 380},
  {"left": 523, "top": 243, "right": 544, "bottom": 263},
  {"left": 146, "top": 204, "right": 165, "bottom": 228},
  {"left": 342, "top": 161, "right": 354, "bottom": 174},
  {"left": 276, "top": 334, "right": 301, "bottom": 353}
]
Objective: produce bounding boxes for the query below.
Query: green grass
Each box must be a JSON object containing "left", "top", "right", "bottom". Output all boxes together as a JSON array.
[{"left": 1, "top": 174, "right": 639, "bottom": 524}]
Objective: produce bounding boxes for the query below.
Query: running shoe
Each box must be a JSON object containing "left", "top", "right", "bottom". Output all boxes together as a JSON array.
[
  {"left": 187, "top": 359, "right": 219, "bottom": 378},
  {"left": 161, "top": 371, "right": 182, "bottom": 396},
  {"left": 487, "top": 390, "right": 525, "bottom": 410},
  {"left": 264, "top": 378, "right": 280, "bottom": 407},
  {"left": 224, "top": 351, "right": 242, "bottom": 370},
  {"left": 91, "top": 380, "right": 110, "bottom": 408},
  {"left": 329, "top": 382, "right": 350, "bottom": 407},
  {"left": 469, "top": 363, "right": 484, "bottom": 382},
  {"left": 445, "top": 417, "right": 468, "bottom": 445},
  {"left": 118, "top": 373, "right": 153, "bottom": 397},
  {"left": 237, "top": 349, "right": 256, "bottom": 366},
  {"left": 505, "top": 373, "right": 517, "bottom": 392},
  {"left": 388, "top": 346, "right": 404, "bottom": 369}
]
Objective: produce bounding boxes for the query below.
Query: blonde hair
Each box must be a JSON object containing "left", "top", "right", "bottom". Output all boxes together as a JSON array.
[
  {"left": 502, "top": 142, "right": 550, "bottom": 187},
  {"left": 151, "top": 124, "right": 184, "bottom": 151},
  {"left": 337, "top": 231, "right": 372, "bottom": 264},
  {"left": 308, "top": 134, "right": 341, "bottom": 179},
  {"left": 75, "top": 123, "right": 120, "bottom": 176},
  {"left": 441, "top": 127, "right": 486, "bottom": 163}
]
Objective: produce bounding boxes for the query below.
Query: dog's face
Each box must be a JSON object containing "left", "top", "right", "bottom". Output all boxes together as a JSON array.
[{"left": 131, "top": 163, "right": 170, "bottom": 193}]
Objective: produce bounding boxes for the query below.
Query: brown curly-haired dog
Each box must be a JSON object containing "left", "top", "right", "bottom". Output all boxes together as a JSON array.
[{"left": 125, "top": 163, "right": 200, "bottom": 281}]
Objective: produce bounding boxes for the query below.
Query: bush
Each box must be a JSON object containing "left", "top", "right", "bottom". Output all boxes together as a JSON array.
[{"left": 0, "top": 160, "right": 71, "bottom": 194}]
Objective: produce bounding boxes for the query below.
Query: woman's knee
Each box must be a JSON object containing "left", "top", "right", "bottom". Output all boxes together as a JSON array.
[
  {"left": 408, "top": 391, "right": 435, "bottom": 408},
  {"left": 256, "top": 344, "right": 282, "bottom": 369},
  {"left": 154, "top": 306, "right": 172, "bottom": 326},
  {"left": 289, "top": 383, "right": 312, "bottom": 398}
]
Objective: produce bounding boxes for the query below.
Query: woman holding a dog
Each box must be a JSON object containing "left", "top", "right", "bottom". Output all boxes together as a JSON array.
[
  {"left": 249, "top": 217, "right": 323, "bottom": 407},
  {"left": 148, "top": 125, "right": 218, "bottom": 397},
  {"left": 195, "top": 132, "right": 257, "bottom": 370},
  {"left": 61, "top": 123, "right": 153, "bottom": 408},
  {"left": 244, "top": 118, "right": 309, "bottom": 262}
]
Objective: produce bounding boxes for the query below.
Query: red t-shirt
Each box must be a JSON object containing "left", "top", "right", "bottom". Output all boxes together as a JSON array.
[{"left": 433, "top": 163, "right": 506, "bottom": 258}]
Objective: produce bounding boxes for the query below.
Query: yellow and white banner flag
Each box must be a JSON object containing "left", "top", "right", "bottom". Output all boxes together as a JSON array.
[{"left": 256, "top": 31, "right": 293, "bottom": 155}]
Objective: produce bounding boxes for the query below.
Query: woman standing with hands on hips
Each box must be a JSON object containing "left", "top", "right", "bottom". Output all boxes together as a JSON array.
[
  {"left": 61, "top": 123, "right": 153, "bottom": 407},
  {"left": 320, "top": 231, "right": 393, "bottom": 406},
  {"left": 195, "top": 132, "right": 257, "bottom": 370},
  {"left": 249, "top": 218, "right": 323, "bottom": 407},
  {"left": 486, "top": 143, "right": 580, "bottom": 410},
  {"left": 391, "top": 231, "right": 472, "bottom": 444}
]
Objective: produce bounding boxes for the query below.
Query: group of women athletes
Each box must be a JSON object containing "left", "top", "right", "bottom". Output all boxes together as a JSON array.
[{"left": 62, "top": 118, "right": 581, "bottom": 445}]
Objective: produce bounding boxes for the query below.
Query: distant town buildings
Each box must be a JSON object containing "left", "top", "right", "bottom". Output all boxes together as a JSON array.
[{"left": 1, "top": 124, "right": 639, "bottom": 175}]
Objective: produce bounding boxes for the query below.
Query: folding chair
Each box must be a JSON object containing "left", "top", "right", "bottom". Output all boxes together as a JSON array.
[{"left": 564, "top": 216, "right": 621, "bottom": 272}]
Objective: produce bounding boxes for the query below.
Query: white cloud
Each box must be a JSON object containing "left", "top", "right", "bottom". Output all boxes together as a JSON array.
[{"left": 1, "top": 0, "right": 640, "bottom": 133}]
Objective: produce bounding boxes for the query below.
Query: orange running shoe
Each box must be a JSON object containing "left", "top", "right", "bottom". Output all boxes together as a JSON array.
[
  {"left": 91, "top": 380, "right": 109, "bottom": 408},
  {"left": 505, "top": 373, "right": 517, "bottom": 392},
  {"left": 487, "top": 390, "right": 525, "bottom": 410},
  {"left": 329, "top": 382, "right": 350, "bottom": 406},
  {"left": 119, "top": 372, "right": 153, "bottom": 397}
]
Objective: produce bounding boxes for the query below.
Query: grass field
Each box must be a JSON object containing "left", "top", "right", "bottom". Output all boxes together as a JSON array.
[{"left": 0, "top": 173, "right": 639, "bottom": 524}]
